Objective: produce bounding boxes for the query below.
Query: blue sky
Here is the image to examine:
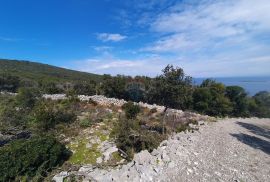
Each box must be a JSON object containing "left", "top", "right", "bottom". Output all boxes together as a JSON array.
[{"left": 0, "top": 0, "right": 270, "bottom": 77}]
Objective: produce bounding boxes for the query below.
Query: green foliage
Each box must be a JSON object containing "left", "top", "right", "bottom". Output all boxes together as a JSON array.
[
  {"left": 0, "top": 136, "right": 71, "bottom": 181},
  {"left": 101, "top": 74, "right": 129, "bottom": 99},
  {"left": 15, "top": 87, "right": 41, "bottom": 109},
  {"left": 250, "top": 91, "right": 270, "bottom": 118},
  {"left": 147, "top": 65, "right": 193, "bottom": 110},
  {"left": 193, "top": 87, "right": 212, "bottom": 113},
  {"left": 73, "top": 81, "right": 96, "bottom": 95},
  {"left": 65, "top": 89, "right": 80, "bottom": 102},
  {"left": 0, "top": 59, "right": 101, "bottom": 95},
  {"left": 31, "top": 100, "right": 76, "bottom": 131},
  {"left": 193, "top": 79, "right": 233, "bottom": 116},
  {"left": 67, "top": 138, "right": 101, "bottom": 164},
  {"left": 0, "top": 74, "right": 20, "bottom": 92},
  {"left": 0, "top": 94, "right": 31, "bottom": 128},
  {"left": 225, "top": 86, "right": 248, "bottom": 117},
  {"left": 122, "top": 101, "right": 141, "bottom": 119},
  {"left": 38, "top": 80, "right": 63, "bottom": 94},
  {"left": 113, "top": 117, "right": 163, "bottom": 159},
  {"left": 79, "top": 118, "right": 92, "bottom": 128}
]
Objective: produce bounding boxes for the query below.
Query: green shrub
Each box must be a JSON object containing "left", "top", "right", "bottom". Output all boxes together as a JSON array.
[
  {"left": 15, "top": 87, "right": 41, "bottom": 109},
  {"left": 0, "top": 136, "right": 71, "bottom": 181},
  {"left": 0, "top": 96, "right": 30, "bottom": 128},
  {"left": 0, "top": 74, "right": 20, "bottom": 92},
  {"left": 79, "top": 119, "right": 92, "bottom": 128},
  {"left": 31, "top": 101, "right": 76, "bottom": 131},
  {"left": 113, "top": 117, "right": 164, "bottom": 160},
  {"left": 122, "top": 102, "right": 141, "bottom": 119}
]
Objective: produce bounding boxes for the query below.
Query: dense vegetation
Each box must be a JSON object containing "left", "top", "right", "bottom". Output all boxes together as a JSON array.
[
  {"left": 0, "top": 59, "right": 101, "bottom": 93},
  {"left": 0, "top": 89, "right": 78, "bottom": 180},
  {"left": 97, "top": 65, "right": 270, "bottom": 118},
  {"left": 0, "top": 136, "right": 70, "bottom": 181}
]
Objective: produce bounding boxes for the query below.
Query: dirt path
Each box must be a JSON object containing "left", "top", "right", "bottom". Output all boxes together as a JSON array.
[
  {"left": 81, "top": 118, "right": 270, "bottom": 182},
  {"left": 155, "top": 118, "right": 270, "bottom": 182}
]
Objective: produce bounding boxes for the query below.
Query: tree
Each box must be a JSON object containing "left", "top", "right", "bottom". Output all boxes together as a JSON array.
[
  {"left": 192, "top": 87, "right": 212, "bottom": 113},
  {"left": 73, "top": 81, "right": 96, "bottom": 95},
  {"left": 193, "top": 79, "right": 233, "bottom": 116},
  {"left": 147, "top": 65, "right": 193, "bottom": 110},
  {"left": 147, "top": 65, "right": 193, "bottom": 134},
  {"left": 101, "top": 75, "right": 129, "bottom": 99},
  {"left": 251, "top": 91, "right": 270, "bottom": 118},
  {"left": 225, "top": 86, "right": 248, "bottom": 116}
]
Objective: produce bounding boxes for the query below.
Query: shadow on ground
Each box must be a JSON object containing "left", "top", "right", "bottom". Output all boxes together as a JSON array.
[
  {"left": 230, "top": 133, "right": 270, "bottom": 155},
  {"left": 236, "top": 121, "right": 270, "bottom": 139}
]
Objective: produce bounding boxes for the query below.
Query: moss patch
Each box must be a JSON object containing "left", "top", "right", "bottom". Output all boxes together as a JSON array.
[{"left": 68, "top": 138, "right": 101, "bottom": 164}]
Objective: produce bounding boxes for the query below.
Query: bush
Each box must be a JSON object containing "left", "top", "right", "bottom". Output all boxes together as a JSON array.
[
  {"left": 79, "top": 119, "right": 92, "bottom": 128},
  {"left": 122, "top": 102, "right": 141, "bottom": 119},
  {"left": 0, "top": 95, "right": 30, "bottom": 128},
  {"left": 113, "top": 117, "right": 164, "bottom": 160},
  {"left": 15, "top": 87, "right": 41, "bottom": 109},
  {"left": 0, "top": 136, "right": 71, "bottom": 181},
  {"left": 0, "top": 74, "right": 20, "bottom": 92},
  {"left": 31, "top": 101, "right": 76, "bottom": 131}
]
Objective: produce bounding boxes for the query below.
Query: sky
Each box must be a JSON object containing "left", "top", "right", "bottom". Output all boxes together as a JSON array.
[{"left": 0, "top": 0, "right": 270, "bottom": 77}]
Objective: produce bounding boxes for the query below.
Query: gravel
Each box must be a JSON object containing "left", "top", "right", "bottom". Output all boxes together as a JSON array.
[{"left": 81, "top": 118, "right": 270, "bottom": 182}]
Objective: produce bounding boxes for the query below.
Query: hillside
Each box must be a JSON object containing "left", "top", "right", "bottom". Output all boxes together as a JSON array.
[{"left": 0, "top": 59, "right": 102, "bottom": 83}]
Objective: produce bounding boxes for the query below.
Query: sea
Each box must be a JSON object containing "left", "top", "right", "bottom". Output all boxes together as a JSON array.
[{"left": 194, "top": 76, "right": 270, "bottom": 96}]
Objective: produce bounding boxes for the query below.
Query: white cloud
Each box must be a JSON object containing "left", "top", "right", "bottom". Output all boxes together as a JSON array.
[
  {"left": 152, "top": 0, "right": 270, "bottom": 34},
  {"left": 143, "top": 34, "right": 197, "bottom": 52},
  {"left": 69, "top": 0, "right": 270, "bottom": 77},
  {"left": 97, "top": 33, "right": 127, "bottom": 42},
  {"left": 145, "top": 0, "right": 270, "bottom": 53},
  {"left": 68, "top": 52, "right": 270, "bottom": 78},
  {"left": 92, "top": 46, "right": 113, "bottom": 52},
  {"left": 69, "top": 56, "right": 167, "bottom": 76},
  {"left": 0, "top": 36, "right": 22, "bottom": 42}
]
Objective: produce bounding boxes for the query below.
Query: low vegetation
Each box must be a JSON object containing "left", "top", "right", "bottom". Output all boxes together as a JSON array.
[
  {"left": 112, "top": 102, "right": 166, "bottom": 159},
  {"left": 0, "top": 60, "right": 269, "bottom": 180},
  {"left": 0, "top": 136, "right": 70, "bottom": 181}
]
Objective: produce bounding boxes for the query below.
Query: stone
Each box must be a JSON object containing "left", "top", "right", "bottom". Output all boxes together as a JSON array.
[
  {"left": 168, "top": 161, "right": 176, "bottom": 168},
  {"left": 79, "top": 165, "right": 94, "bottom": 173},
  {"left": 161, "top": 151, "right": 170, "bottom": 162},
  {"left": 134, "top": 150, "right": 152, "bottom": 165},
  {"left": 96, "top": 157, "right": 102, "bottom": 164},
  {"left": 151, "top": 149, "right": 159, "bottom": 156},
  {"left": 52, "top": 171, "right": 69, "bottom": 182}
]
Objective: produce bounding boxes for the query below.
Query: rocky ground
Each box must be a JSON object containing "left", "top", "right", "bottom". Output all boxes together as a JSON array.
[{"left": 56, "top": 117, "right": 270, "bottom": 182}]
